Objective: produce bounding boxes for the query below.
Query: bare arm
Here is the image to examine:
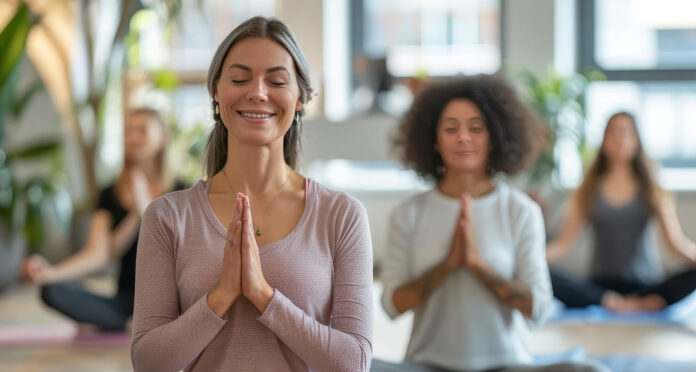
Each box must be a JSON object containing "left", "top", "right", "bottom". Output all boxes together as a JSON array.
[
  {"left": 461, "top": 193, "right": 549, "bottom": 321},
  {"left": 655, "top": 193, "right": 696, "bottom": 266},
  {"left": 469, "top": 263, "right": 533, "bottom": 317},
  {"left": 109, "top": 211, "right": 141, "bottom": 257},
  {"left": 547, "top": 192, "right": 585, "bottom": 263},
  {"left": 392, "top": 259, "right": 455, "bottom": 314},
  {"left": 40, "top": 211, "right": 113, "bottom": 283},
  {"left": 111, "top": 168, "right": 156, "bottom": 257},
  {"left": 391, "top": 214, "right": 464, "bottom": 315}
]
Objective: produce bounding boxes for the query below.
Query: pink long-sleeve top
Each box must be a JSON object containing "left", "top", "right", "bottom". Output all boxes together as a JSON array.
[{"left": 130, "top": 179, "right": 373, "bottom": 372}]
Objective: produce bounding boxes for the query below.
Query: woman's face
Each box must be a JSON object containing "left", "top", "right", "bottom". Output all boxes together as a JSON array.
[
  {"left": 124, "top": 113, "right": 165, "bottom": 164},
  {"left": 436, "top": 99, "right": 490, "bottom": 176},
  {"left": 603, "top": 115, "right": 639, "bottom": 164},
  {"left": 214, "top": 37, "right": 302, "bottom": 147}
]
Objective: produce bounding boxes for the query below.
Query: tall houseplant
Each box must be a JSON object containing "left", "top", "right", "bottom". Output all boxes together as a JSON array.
[{"left": 0, "top": 3, "right": 71, "bottom": 288}]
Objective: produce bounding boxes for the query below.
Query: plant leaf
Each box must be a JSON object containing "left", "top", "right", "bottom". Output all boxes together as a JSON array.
[
  {"left": 11, "top": 77, "right": 44, "bottom": 117},
  {"left": 0, "top": 3, "right": 33, "bottom": 90}
]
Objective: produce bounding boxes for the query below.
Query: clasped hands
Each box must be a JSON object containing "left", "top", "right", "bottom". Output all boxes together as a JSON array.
[
  {"left": 211, "top": 193, "right": 273, "bottom": 315},
  {"left": 445, "top": 193, "right": 484, "bottom": 271}
]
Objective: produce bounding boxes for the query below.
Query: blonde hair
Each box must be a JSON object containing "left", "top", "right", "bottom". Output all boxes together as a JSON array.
[{"left": 120, "top": 108, "right": 174, "bottom": 190}]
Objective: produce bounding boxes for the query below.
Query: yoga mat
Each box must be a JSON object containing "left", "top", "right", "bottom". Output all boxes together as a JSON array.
[
  {"left": 548, "top": 290, "right": 696, "bottom": 325},
  {"left": 596, "top": 355, "right": 696, "bottom": 372},
  {"left": 0, "top": 323, "right": 130, "bottom": 348}
]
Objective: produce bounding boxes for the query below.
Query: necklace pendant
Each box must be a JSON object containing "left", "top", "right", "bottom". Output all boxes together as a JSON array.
[{"left": 255, "top": 228, "right": 261, "bottom": 236}]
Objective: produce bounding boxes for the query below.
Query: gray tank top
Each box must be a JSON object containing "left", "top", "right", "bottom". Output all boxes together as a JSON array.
[{"left": 589, "top": 192, "right": 662, "bottom": 284}]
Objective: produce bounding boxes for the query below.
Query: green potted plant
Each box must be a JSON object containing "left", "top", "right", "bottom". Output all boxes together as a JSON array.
[
  {"left": 518, "top": 66, "right": 605, "bottom": 189},
  {"left": 0, "top": 4, "right": 71, "bottom": 289},
  {"left": 509, "top": 66, "right": 604, "bottom": 221}
]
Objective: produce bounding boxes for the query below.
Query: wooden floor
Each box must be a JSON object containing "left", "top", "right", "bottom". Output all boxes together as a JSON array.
[
  {"left": 1, "top": 280, "right": 695, "bottom": 371},
  {"left": 0, "top": 279, "right": 131, "bottom": 372}
]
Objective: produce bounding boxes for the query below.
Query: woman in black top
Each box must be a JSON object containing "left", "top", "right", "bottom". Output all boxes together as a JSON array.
[{"left": 21, "top": 108, "right": 185, "bottom": 331}]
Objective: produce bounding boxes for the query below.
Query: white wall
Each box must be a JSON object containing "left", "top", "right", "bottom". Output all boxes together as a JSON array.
[
  {"left": 503, "top": 0, "right": 556, "bottom": 77},
  {"left": 301, "top": 113, "right": 412, "bottom": 266},
  {"left": 275, "top": 0, "right": 325, "bottom": 119}
]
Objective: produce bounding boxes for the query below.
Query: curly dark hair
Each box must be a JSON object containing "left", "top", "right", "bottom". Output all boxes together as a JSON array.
[{"left": 394, "top": 74, "right": 541, "bottom": 180}]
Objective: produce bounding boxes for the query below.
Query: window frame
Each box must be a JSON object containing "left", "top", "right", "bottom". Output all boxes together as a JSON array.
[
  {"left": 579, "top": 0, "right": 696, "bottom": 81},
  {"left": 350, "top": 0, "right": 508, "bottom": 83},
  {"left": 578, "top": 0, "right": 696, "bottom": 173}
]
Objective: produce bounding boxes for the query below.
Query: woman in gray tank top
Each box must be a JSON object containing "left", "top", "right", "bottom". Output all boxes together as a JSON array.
[{"left": 546, "top": 112, "right": 696, "bottom": 312}]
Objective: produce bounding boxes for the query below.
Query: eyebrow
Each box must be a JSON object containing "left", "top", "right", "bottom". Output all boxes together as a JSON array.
[
  {"left": 441, "top": 116, "right": 485, "bottom": 125},
  {"left": 442, "top": 116, "right": 482, "bottom": 120},
  {"left": 228, "top": 64, "right": 290, "bottom": 74}
]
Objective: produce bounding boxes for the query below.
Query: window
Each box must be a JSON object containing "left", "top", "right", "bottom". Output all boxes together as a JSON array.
[
  {"left": 586, "top": 81, "right": 696, "bottom": 163},
  {"left": 170, "top": 0, "right": 275, "bottom": 71},
  {"left": 333, "top": 0, "right": 503, "bottom": 120},
  {"left": 594, "top": 0, "right": 696, "bottom": 71},
  {"left": 580, "top": 0, "right": 696, "bottom": 189},
  {"left": 360, "top": 0, "right": 502, "bottom": 77}
]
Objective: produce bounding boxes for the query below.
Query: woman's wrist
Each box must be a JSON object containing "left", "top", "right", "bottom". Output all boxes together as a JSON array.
[
  {"left": 250, "top": 284, "right": 275, "bottom": 313},
  {"left": 34, "top": 264, "right": 58, "bottom": 284},
  {"left": 467, "top": 259, "right": 489, "bottom": 278},
  {"left": 208, "top": 285, "right": 240, "bottom": 318}
]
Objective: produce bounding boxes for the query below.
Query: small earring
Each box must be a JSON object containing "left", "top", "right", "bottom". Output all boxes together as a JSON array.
[
  {"left": 214, "top": 103, "right": 220, "bottom": 115},
  {"left": 295, "top": 111, "right": 300, "bottom": 123},
  {"left": 436, "top": 165, "right": 446, "bottom": 176}
]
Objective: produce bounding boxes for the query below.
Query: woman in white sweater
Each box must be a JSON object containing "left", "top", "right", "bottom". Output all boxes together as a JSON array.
[{"left": 376, "top": 75, "right": 608, "bottom": 372}]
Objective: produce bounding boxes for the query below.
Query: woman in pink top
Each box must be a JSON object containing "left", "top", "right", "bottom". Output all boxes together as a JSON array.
[{"left": 130, "top": 17, "right": 373, "bottom": 371}]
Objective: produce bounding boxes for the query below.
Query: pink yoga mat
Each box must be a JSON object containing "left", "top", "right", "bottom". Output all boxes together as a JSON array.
[{"left": 0, "top": 324, "right": 130, "bottom": 348}]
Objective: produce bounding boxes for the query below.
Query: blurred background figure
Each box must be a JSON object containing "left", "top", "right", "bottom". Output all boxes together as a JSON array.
[
  {"left": 375, "top": 75, "right": 607, "bottom": 372},
  {"left": 20, "top": 108, "right": 185, "bottom": 331},
  {"left": 547, "top": 112, "right": 696, "bottom": 311}
]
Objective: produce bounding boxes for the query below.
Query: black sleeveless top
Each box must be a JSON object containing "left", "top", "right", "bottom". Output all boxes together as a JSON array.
[{"left": 95, "top": 180, "right": 187, "bottom": 297}]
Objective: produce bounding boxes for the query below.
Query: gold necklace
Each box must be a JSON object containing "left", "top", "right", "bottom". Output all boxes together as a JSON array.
[{"left": 220, "top": 168, "right": 292, "bottom": 236}]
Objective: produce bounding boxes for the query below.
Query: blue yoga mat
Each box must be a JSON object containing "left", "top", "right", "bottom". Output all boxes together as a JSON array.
[
  {"left": 535, "top": 348, "right": 696, "bottom": 372},
  {"left": 596, "top": 355, "right": 696, "bottom": 372},
  {"left": 548, "top": 290, "right": 696, "bottom": 325}
]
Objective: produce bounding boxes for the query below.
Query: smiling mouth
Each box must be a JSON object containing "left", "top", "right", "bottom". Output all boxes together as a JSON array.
[{"left": 238, "top": 111, "right": 274, "bottom": 119}]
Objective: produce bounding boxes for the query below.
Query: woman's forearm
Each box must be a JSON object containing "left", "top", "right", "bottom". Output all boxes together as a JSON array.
[
  {"left": 43, "top": 245, "right": 110, "bottom": 283},
  {"left": 672, "top": 238, "right": 696, "bottom": 266},
  {"left": 43, "top": 213, "right": 112, "bottom": 283},
  {"left": 392, "top": 259, "right": 455, "bottom": 314},
  {"left": 546, "top": 241, "right": 568, "bottom": 263},
  {"left": 469, "top": 263, "right": 533, "bottom": 318},
  {"left": 258, "top": 290, "right": 372, "bottom": 372},
  {"left": 110, "top": 212, "right": 142, "bottom": 256},
  {"left": 131, "top": 295, "right": 228, "bottom": 372}
]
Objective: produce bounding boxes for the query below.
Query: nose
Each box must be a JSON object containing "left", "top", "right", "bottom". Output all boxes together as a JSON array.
[
  {"left": 457, "top": 128, "right": 472, "bottom": 143},
  {"left": 247, "top": 78, "right": 268, "bottom": 103}
]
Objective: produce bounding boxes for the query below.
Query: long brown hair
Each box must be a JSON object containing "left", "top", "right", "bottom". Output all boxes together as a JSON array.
[
  {"left": 118, "top": 108, "right": 173, "bottom": 191},
  {"left": 204, "top": 16, "right": 314, "bottom": 180},
  {"left": 575, "top": 112, "right": 664, "bottom": 219}
]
